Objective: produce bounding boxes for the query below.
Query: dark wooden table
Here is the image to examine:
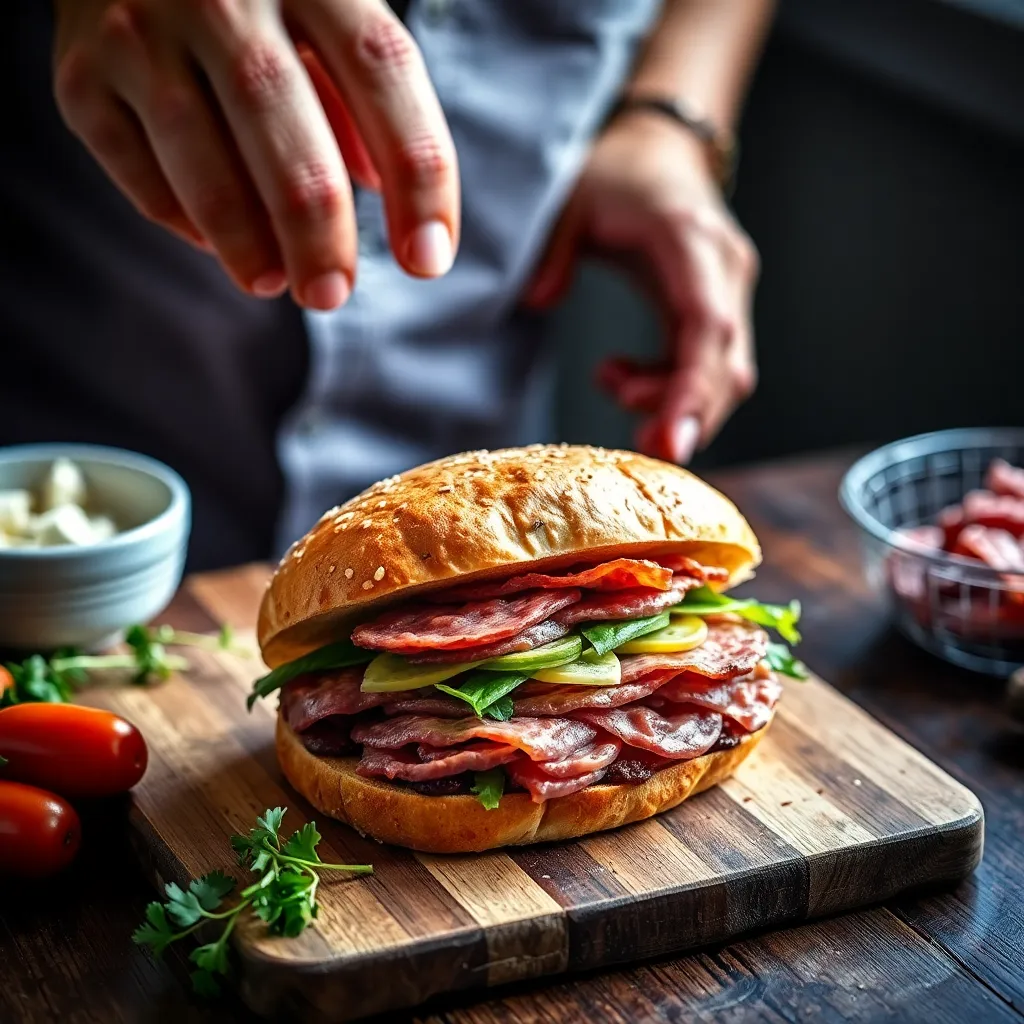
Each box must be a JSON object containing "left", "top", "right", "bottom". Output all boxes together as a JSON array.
[{"left": 3, "top": 450, "right": 1022, "bottom": 1024}]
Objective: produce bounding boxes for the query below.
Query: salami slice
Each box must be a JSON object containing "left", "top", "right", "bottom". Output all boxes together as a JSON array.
[
  {"left": 404, "top": 618, "right": 573, "bottom": 665},
  {"left": 619, "top": 620, "right": 767, "bottom": 682},
  {"left": 351, "top": 588, "right": 582, "bottom": 651},
  {"left": 986, "top": 459, "right": 1024, "bottom": 500},
  {"left": 357, "top": 742, "right": 520, "bottom": 782},
  {"left": 281, "top": 670, "right": 388, "bottom": 732},
  {"left": 351, "top": 714, "right": 598, "bottom": 762},
  {"left": 657, "top": 555, "right": 730, "bottom": 583},
  {"left": 529, "top": 737, "right": 622, "bottom": 778},
  {"left": 511, "top": 672, "right": 677, "bottom": 717},
  {"left": 506, "top": 761, "right": 608, "bottom": 803},
  {"left": 572, "top": 705, "right": 722, "bottom": 759},
  {"left": 652, "top": 668, "right": 782, "bottom": 732},
  {"left": 427, "top": 558, "right": 674, "bottom": 602},
  {"left": 553, "top": 586, "right": 688, "bottom": 627}
]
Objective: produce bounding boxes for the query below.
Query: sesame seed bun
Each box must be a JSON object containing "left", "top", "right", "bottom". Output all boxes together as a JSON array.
[
  {"left": 258, "top": 445, "right": 760, "bottom": 667},
  {"left": 275, "top": 711, "right": 770, "bottom": 853}
]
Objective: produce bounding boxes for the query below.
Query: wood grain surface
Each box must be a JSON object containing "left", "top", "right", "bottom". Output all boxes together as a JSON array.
[
  {"left": 3, "top": 451, "right": 1021, "bottom": 1024},
  {"left": 78, "top": 564, "right": 982, "bottom": 1022}
]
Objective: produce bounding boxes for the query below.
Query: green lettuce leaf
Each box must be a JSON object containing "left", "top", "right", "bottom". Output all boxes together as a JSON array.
[
  {"left": 580, "top": 612, "right": 670, "bottom": 656},
  {"left": 677, "top": 586, "right": 802, "bottom": 644},
  {"left": 248, "top": 641, "right": 373, "bottom": 710},
  {"left": 434, "top": 671, "right": 528, "bottom": 719},
  {"left": 765, "top": 642, "right": 809, "bottom": 680},
  {"left": 471, "top": 768, "right": 505, "bottom": 810}
]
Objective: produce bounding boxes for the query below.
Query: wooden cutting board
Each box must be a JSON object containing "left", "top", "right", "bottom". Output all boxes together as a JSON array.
[{"left": 83, "top": 566, "right": 983, "bottom": 1022}]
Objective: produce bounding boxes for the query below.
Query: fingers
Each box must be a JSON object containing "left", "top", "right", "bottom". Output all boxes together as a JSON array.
[
  {"left": 189, "top": 12, "right": 357, "bottom": 309},
  {"left": 101, "top": 20, "right": 286, "bottom": 296},
  {"left": 298, "top": 0, "right": 459, "bottom": 278},
  {"left": 54, "top": 49, "right": 205, "bottom": 249},
  {"left": 523, "top": 198, "right": 584, "bottom": 309},
  {"left": 299, "top": 45, "right": 380, "bottom": 191}
]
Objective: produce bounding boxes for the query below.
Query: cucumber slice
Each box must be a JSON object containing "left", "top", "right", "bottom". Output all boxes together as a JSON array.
[
  {"left": 361, "top": 653, "right": 481, "bottom": 692},
  {"left": 615, "top": 615, "right": 708, "bottom": 654},
  {"left": 532, "top": 649, "right": 621, "bottom": 687},
  {"left": 478, "top": 635, "right": 582, "bottom": 673}
]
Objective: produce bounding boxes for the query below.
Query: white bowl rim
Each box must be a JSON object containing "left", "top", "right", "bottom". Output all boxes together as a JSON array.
[{"left": 0, "top": 443, "right": 190, "bottom": 561}]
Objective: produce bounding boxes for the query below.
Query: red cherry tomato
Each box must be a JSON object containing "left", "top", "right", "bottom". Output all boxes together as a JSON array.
[
  {"left": 0, "top": 666, "right": 13, "bottom": 700},
  {"left": 0, "top": 704, "right": 148, "bottom": 799},
  {"left": 0, "top": 780, "right": 81, "bottom": 877}
]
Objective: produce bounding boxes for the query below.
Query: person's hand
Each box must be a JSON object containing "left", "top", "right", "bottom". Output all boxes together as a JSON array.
[
  {"left": 52, "top": 0, "right": 460, "bottom": 309},
  {"left": 525, "top": 111, "right": 758, "bottom": 464}
]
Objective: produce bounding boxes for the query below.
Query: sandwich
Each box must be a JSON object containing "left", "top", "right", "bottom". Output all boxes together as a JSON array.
[{"left": 250, "top": 445, "right": 805, "bottom": 853}]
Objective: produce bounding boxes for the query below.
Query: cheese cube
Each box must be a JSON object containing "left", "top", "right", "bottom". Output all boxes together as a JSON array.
[
  {"left": 29, "top": 504, "right": 97, "bottom": 546},
  {"left": 40, "top": 458, "right": 87, "bottom": 512},
  {"left": 0, "top": 490, "right": 32, "bottom": 535}
]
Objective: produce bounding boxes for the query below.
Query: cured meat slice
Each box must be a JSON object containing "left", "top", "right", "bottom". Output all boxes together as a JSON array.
[
  {"left": 572, "top": 705, "right": 722, "bottom": 759},
  {"left": 512, "top": 672, "right": 677, "bottom": 717},
  {"left": 384, "top": 693, "right": 469, "bottom": 717},
  {"left": 351, "top": 714, "right": 598, "bottom": 762},
  {"left": 280, "top": 670, "right": 387, "bottom": 732},
  {"left": 657, "top": 555, "right": 730, "bottom": 583},
  {"left": 352, "top": 589, "right": 582, "bottom": 651},
  {"left": 530, "top": 737, "right": 622, "bottom": 778},
  {"left": 986, "top": 459, "right": 1024, "bottom": 499},
  {"left": 506, "top": 760, "right": 608, "bottom": 802},
  {"left": 357, "top": 742, "right": 519, "bottom": 782},
  {"left": 944, "top": 491, "right": 1024, "bottom": 543},
  {"left": 619, "top": 620, "right": 767, "bottom": 682},
  {"left": 653, "top": 669, "right": 782, "bottom": 732},
  {"left": 554, "top": 586, "right": 687, "bottom": 627},
  {"left": 428, "top": 558, "right": 674, "bottom": 602},
  {"left": 405, "top": 618, "right": 572, "bottom": 665}
]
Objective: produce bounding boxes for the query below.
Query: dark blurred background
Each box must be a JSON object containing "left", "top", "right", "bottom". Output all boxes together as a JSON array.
[{"left": 553, "top": 0, "right": 1024, "bottom": 466}]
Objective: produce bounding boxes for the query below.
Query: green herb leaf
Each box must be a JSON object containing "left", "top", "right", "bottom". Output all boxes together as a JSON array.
[
  {"left": 471, "top": 768, "right": 505, "bottom": 811},
  {"left": 247, "top": 641, "right": 373, "bottom": 710},
  {"left": 190, "top": 871, "right": 236, "bottom": 912},
  {"left": 434, "top": 671, "right": 527, "bottom": 719},
  {"left": 678, "top": 586, "right": 803, "bottom": 645},
  {"left": 191, "top": 940, "right": 231, "bottom": 977},
  {"left": 281, "top": 823, "right": 322, "bottom": 865},
  {"left": 0, "top": 755, "right": 6, "bottom": 767},
  {"left": 581, "top": 612, "right": 670, "bottom": 656},
  {"left": 765, "top": 642, "right": 809, "bottom": 680},
  {"left": 483, "top": 695, "right": 515, "bottom": 721},
  {"left": 132, "top": 902, "right": 178, "bottom": 957},
  {"left": 164, "top": 882, "right": 206, "bottom": 928}
]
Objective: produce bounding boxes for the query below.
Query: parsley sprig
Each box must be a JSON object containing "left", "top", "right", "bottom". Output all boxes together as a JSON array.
[
  {"left": 133, "top": 807, "right": 372, "bottom": 995},
  {"left": 0, "top": 624, "right": 247, "bottom": 708}
]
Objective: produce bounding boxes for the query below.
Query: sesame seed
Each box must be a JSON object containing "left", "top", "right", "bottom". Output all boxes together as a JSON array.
[
  {"left": 536, "top": 471, "right": 546, "bottom": 481},
  {"left": 374, "top": 566, "right": 385, "bottom": 581},
  {"left": 328, "top": 565, "right": 336, "bottom": 573},
  {"left": 362, "top": 520, "right": 372, "bottom": 529},
  {"left": 362, "top": 580, "right": 374, "bottom": 591},
  {"left": 344, "top": 568, "right": 354, "bottom": 579},
  {"left": 438, "top": 485, "right": 453, "bottom": 494},
  {"left": 376, "top": 500, "right": 387, "bottom": 508}
]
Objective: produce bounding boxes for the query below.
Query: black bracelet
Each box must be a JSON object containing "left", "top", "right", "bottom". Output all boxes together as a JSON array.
[{"left": 604, "top": 95, "right": 738, "bottom": 195}]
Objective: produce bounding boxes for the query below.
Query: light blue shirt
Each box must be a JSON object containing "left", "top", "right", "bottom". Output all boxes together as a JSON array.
[{"left": 275, "top": 0, "right": 661, "bottom": 550}]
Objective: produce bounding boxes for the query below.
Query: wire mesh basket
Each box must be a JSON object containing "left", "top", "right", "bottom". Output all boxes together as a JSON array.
[{"left": 840, "top": 428, "right": 1024, "bottom": 676}]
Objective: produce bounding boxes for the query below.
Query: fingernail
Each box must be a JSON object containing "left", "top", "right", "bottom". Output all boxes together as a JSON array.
[
  {"left": 304, "top": 271, "right": 351, "bottom": 310},
  {"left": 671, "top": 417, "right": 701, "bottom": 465},
  {"left": 404, "top": 220, "right": 454, "bottom": 277},
  {"left": 251, "top": 270, "right": 288, "bottom": 298}
]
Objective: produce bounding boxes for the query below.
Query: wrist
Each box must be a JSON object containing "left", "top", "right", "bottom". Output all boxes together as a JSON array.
[{"left": 604, "top": 94, "right": 737, "bottom": 194}]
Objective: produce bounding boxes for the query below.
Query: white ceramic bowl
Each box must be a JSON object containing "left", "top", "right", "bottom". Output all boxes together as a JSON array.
[{"left": 0, "top": 444, "right": 191, "bottom": 651}]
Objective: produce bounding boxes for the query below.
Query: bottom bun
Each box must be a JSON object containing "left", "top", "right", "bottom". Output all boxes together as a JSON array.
[{"left": 276, "top": 713, "right": 770, "bottom": 853}]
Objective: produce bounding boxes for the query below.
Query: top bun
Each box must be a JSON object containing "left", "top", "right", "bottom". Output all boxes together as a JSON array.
[{"left": 258, "top": 445, "right": 760, "bottom": 666}]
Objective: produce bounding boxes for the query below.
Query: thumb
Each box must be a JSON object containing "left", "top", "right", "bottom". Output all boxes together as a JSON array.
[{"left": 523, "top": 198, "right": 585, "bottom": 309}]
